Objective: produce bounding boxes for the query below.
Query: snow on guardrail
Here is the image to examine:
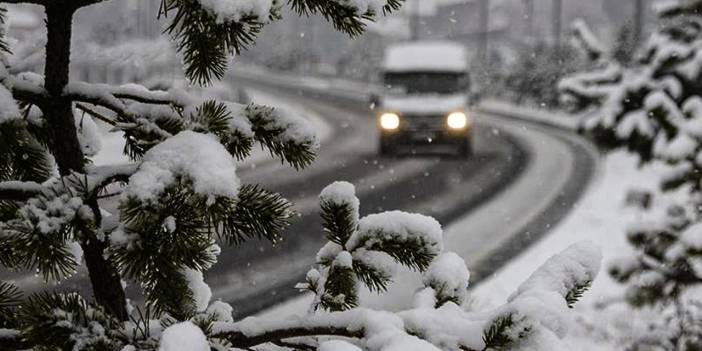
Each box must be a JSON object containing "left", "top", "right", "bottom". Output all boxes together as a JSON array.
[
  {"left": 231, "top": 66, "right": 585, "bottom": 132},
  {"left": 477, "top": 99, "right": 582, "bottom": 131}
]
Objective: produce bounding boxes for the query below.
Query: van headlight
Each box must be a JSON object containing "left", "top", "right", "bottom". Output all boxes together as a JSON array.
[
  {"left": 447, "top": 111, "right": 469, "bottom": 130},
  {"left": 380, "top": 112, "right": 400, "bottom": 130}
]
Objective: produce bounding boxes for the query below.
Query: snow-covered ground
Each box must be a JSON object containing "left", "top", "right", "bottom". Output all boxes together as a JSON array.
[
  {"left": 472, "top": 150, "right": 680, "bottom": 350},
  {"left": 90, "top": 78, "right": 652, "bottom": 349},
  {"left": 255, "top": 149, "right": 671, "bottom": 351}
]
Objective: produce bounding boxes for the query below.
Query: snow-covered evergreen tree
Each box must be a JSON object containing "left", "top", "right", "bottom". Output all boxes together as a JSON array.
[
  {"left": 0, "top": 0, "right": 602, "bottom": 350},
  {"left": 561, "top": 1, "right": 702, "bottom": 349}
]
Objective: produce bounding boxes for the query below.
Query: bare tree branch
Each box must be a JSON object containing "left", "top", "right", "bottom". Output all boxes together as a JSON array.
[
  {"left": 271, "top": 339, "right": 317, "bottom": 351},
  {"left": 88, "top": 164, "right": 138, "bottom": 191},
  {"left": 76, "top": 103, "right": 116, "bottom": 126}
]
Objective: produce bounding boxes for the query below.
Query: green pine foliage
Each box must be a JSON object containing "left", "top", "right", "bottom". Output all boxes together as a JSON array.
[
  {"left": 300, "top": 182, "right": 445, "bottom": 312},
  {"left": 0, "top": 0, "right": 412, "bottom": 349},
  {"left": 560, "top": 1, "right": 702, "bottom": 349},
  {"left": 0, "top": 0, "right": 601, "bottom": 349},
  {"left": 160, "top": 0, "right": 276, "bottom": 85},
  {"left": 482, "top": 313, "right": 532, "bottom": 351},
  {"left": 564, "top": 281, "right": 592, "bottom": 309}
]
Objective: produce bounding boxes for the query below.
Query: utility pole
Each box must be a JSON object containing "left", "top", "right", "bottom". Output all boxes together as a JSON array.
[
  {"left": 633, "top": 0, "right": 645, "bottom": 45},
  {"left": 552, "top": 0, "right": 562, "bottom": 46},
  {"left": 478, "top": 0, "right": 490, "bottom": 64},
  {"left": 409, "top": 0, "right": 420, "bottom": 40},
  {"left": 523, "top": 0, "right": 534, "bottom": 43}
]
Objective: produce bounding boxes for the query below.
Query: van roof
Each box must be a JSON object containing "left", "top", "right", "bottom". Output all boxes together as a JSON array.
[{"left": 382, "top": 41, "right": 468, "bottom": 73}]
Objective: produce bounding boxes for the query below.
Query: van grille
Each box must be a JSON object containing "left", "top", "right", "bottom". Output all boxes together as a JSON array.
[{"left": 401, "top": 114, "right": 445, "bottom": 131}]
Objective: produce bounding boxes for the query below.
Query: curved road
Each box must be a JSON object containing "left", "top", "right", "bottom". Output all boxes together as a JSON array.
[
  {"left": 208, "top": 74, "right": 599, "bottom": 317},
  {"left": 2, "top": 74, "right": 599, "bottom": 319}
]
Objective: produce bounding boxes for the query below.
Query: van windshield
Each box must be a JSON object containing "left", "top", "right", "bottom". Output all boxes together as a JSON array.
[{"left": 383, "top": 72, "right": 468, "bottom": 95}]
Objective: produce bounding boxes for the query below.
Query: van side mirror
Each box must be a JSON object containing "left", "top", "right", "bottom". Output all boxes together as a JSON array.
[{"left": 369, "top": 93, "right": 380, "bottom": 110}]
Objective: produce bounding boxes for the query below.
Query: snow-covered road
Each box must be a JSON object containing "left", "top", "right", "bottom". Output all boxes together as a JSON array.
[
  {"left": 206, "top": 71, "right": 599, "bottom": 317},
  {"left": 3, "top": 70, "right": 599, "bottom": 321}
]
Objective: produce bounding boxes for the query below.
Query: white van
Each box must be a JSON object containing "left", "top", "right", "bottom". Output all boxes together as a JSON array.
[{"left": 373, "top": 41, "right": 474, "bottom": 157}]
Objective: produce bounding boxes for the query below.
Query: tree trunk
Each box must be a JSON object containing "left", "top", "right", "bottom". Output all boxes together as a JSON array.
[{"left": 43, "top": 5, "right": 128, "bottom": 320}]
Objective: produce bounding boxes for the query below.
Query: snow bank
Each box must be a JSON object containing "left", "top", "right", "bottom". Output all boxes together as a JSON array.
[
  {"left": 125, "top": 131, "right": 239, "bottom": 202},
  {"left": 472, "top": 151, "right": 679, "bottom": 350}
]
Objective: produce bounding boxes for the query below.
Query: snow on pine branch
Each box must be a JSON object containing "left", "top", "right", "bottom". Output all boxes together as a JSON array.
[
  {"left": 509, "top": 241, "right": 601, "bottom": 305},
  {"left": 571, "top": 19, "right": 606, "bottom": 61},
  {"left": 421, "top": 252, "right": 471, "bottom": 307},
  {"left": 15, "top": 76, "right": 319, "bottom": 168},
  {"left": 124, "top": 131, "right": 240, "bottom": 203},
  {"left": 210, "top": 240, "right": 602, "bottom": 351},
  {"left": 0, "top": 176, "right": 603, "bottom": 351},
  {"left": 196, "top": 0, "right": 278, "bottom": 23},
  {"left": 653, "top": 0, "right": 702, "bottom": 17}
]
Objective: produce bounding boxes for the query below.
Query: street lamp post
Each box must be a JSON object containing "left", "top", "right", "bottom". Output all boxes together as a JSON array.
[
  {"left": 523, "top": 0, "right": 534, "bottom": 43},
  {"left": 553, "top": 0, "right": 562, "bottom": 46},
  {"left": 409, "top": 0, "right": 420, "bottom": 40},
  {"left": 478, "top": 0, "right": 490, "bottom": 64}
]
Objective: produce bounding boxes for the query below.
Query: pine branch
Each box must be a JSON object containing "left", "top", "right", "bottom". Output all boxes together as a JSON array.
[
  {"left": 320, "top": 200, "right": 357, "bottom": 245},
  {"left": 482, "top": 313, "right": 531, "bottom": 350},
  {"left": 0, "top": 123, "right": 54, "bottom": 183},
  {"left": 8, "top": 76, "right": 48, "bottom": 108},
  {"left": 352, "top": 257, "right": 391, "bottom": 293},
  {"left": 0, "top": 181, "right": 43, "bottom": 201},
  {"left": 0, "top": 7, "right": 9, "bottom": 55},
  {"left": 160, "top": 0, "right": 270, "bottom": 85},
  {"left": 209, "top": 184, "right": 292, "bottom": 245},
  {"left": 565, "top": 280, "right": 592, "bottom": 308},
  {"left": 75, "top": 103, "right": 116, "bottom": 126},
  {"left": 0, "top": 281, "right": 21, "bottom": 324},
  {"left": 20, "top": 292, "right": 119, "bottom": 350},
  {"left": 319, "top": 264, "right": 358, "bottom": 311},
  {"left": 289, "top": 0, "right": 405, "bottom": 37},
  {"left": 354, "top": 231, "right": 437, "bottom": 272},
  {"left": 246, "top": 104, "right": 317, "bottom": 169},
  {"left": 211, "top": 315, "right": 364, "bottom": 349}
]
